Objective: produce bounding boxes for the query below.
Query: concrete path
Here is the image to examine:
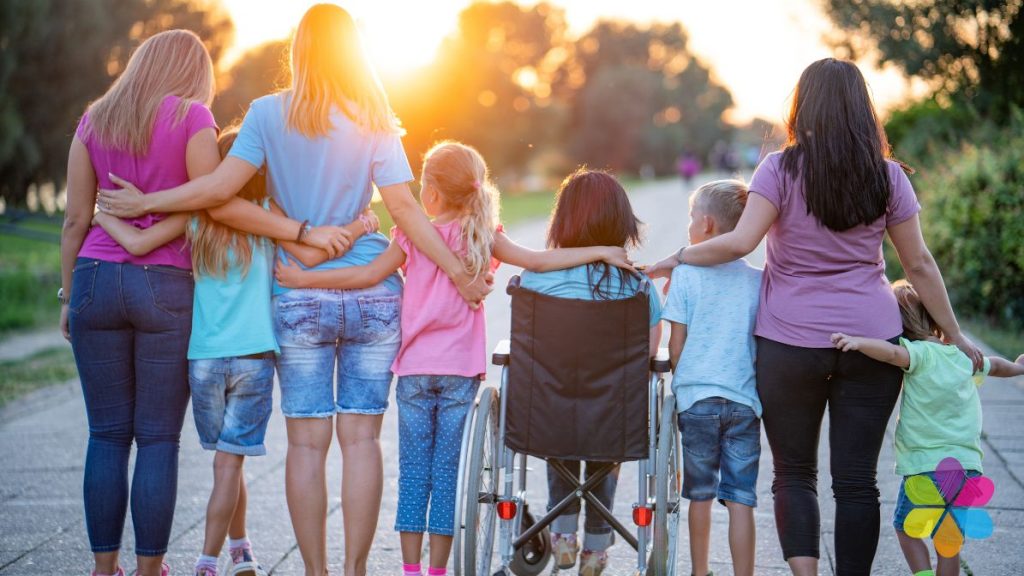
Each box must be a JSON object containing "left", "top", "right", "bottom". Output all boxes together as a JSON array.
[{"left": 2, "top": 176, "right": 1023, "bottom": 575}]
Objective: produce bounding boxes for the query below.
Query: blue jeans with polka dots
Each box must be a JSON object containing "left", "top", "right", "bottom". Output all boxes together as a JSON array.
[{"left": 394, "top": 374, "right": 480, "bottom": 535}]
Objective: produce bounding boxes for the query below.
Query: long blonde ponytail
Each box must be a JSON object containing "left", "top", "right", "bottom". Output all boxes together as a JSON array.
[{"left": 422, "top": 141, "right": 499, "bottom": 277}]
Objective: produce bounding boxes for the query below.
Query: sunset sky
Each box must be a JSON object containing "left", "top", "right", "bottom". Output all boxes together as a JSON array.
[{"left": 221, "top": 0, "right": 923, "bottom": 123}]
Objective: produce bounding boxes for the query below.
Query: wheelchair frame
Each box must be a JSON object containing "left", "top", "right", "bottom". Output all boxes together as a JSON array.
[{"left": 453, "top": 341, "right": 681, "bottom": 576}]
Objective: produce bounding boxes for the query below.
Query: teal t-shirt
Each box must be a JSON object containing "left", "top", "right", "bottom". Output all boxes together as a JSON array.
[
  {"left": 661, "top": 260, "right": 763, "bottom": 416},
  {"left": 895, "top": 338, "right": 990, "bottom": 476},
  {"left": 228, "top": 92, "right": 413, "bottom": 295},
  {"left": 519, "top": 265, "right": 661, "bottom": 326},
  {"left": 187, "top": 211, "right": 279, "bottom": 360}
]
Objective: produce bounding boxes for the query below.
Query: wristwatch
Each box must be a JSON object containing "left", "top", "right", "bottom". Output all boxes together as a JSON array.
[{"left": 57, "top": 287, "right": 70, "bottom": 305}]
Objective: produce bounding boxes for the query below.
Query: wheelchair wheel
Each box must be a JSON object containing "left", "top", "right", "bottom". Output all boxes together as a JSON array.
[
  {"left": 509, "top": 505, "right": 551, "bottom": 576},
  {"left": 462, "top": 386, "right": 499, "bottom": 576},
  {"left": 651, "top": 396, "right": 681, "bottom": 576}
]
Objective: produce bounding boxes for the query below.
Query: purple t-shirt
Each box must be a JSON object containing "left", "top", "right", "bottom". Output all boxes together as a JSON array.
[
  {"left": 76, "top": 95, "right": 218, "bottom": 269},
  {"left": 750, "top": 152, "right": 921, "bottom": 347}
]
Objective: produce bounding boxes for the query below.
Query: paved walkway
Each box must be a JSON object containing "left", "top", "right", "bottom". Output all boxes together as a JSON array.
[{"left": 2, "top": 177, "right": 1023, "bottom": 574}]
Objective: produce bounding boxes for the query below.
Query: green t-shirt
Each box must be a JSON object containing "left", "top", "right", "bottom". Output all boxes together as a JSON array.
[{"left": 894, "top": 338, "right": 990, "bottom": 476}]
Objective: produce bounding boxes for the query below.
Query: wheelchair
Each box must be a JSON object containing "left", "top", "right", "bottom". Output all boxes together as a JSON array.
[{"left": 453, "top": 276, "right": 681, "bottom": 575}]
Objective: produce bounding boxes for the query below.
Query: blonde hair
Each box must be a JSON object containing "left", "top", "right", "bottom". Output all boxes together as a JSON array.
[
  {"left": 422, "top": 141, "right": 499, "bottom": 277},
  {"left": 892, "top": 279, "right": 943, "bottom": 341},
  {"left": 187, "top": 127, "right": 268, "bottom": 278},
  {"left": 287, "top": 4, "right": 401, "bottom": 136},
  {"left": 83, "top": 29, "right": 214, "bottom": 154},
  {"left": 691, "top": 179, "right": 748, "bottom": 232}
]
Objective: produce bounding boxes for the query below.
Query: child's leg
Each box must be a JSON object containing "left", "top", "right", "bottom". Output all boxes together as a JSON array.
[
  {"left": 426, "top": 376, "right": 480, "bottom": 572},
  {"left": 395, "top": 376, "right": 441, "bottom": 568},
  {"left": 935, "top": 548, "right": 959, "bottom": 576},
  {"left": 896, "top": 529, "right": 933, "bottom": 573},
  {"left": 202, "top": 451, "right": 245, "bottom": 557},
  {"left": 688, "top": 500, "right": 713, "bottom": 576},
  {"left": 724, "top": 501, "right": 755, "bottom": 576},
  {"left": 228, "top": 471, "right": 247, "bottom": 540},
  {"left": 718, "top": 403, "right": 761, "bottom": 576},
  {"left": 400, "top": 531, "right": 425, "bottom": 575}
]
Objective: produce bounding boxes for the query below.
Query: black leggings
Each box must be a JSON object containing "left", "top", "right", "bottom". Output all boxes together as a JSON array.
[{"left": 756, "top": 336, "right": 902, "bottom": 576}]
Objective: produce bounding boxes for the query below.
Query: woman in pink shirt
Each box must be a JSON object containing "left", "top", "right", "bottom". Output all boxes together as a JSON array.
[{"left": 648, "top": 59, "right": 982, "bottom": 576}]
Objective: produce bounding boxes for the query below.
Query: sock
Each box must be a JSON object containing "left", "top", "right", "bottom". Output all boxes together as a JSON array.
[
  {"left": 403, "top": 562, "right": 422, "bottom": 576},
  {"left": 228, "top": 536, "right": 250, "bottom": 551},
  {"left": 195, "top": 555, "right": 218, "bottom": 571},
  {"left": 427, "top": 568, "right": 446, "bottom": 576},
  {"left": 913, "top": 571, "right": 935, "bottom": 576}
]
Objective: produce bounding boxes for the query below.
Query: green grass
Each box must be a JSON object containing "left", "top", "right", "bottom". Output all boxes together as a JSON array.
[
  {"left": 962, "top": 318, "right": 1024, "bottom": 360},
  {"left": 0, "top": 231, "right": 62, "bottom": 334},
  {"left": 0, "top": 346, "right": 78, "bottom": 407}
]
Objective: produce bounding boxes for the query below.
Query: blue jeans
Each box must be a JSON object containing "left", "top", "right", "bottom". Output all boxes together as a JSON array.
[
  {"left": 68, "top": 258, "right": 193, "bottom": 556},
  {"left": 893, "top": 470, "right": 982, "bottom": 532},
  {"left": 273, "top": 286, "right": 401, "bottom": 418},
  {"left": 394, "top": 374, "right": 480, "bottom": 535},
  {"left": 189, "top": 355, "right": 275, "bottom": 456},
  {"left": 678, "top": 397, "right": 761, "bottom": 507},
  {"left": 547, "top": 461, "right": 620, "bottom": 551}
]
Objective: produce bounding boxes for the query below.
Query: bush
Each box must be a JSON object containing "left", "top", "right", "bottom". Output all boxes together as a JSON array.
[{"left": 916, "top": 111, "right": 1024, "bottom": 331}]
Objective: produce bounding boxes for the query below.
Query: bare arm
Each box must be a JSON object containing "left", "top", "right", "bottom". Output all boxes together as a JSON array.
[
  {"left": 887, "top": 214, "right": 983, "bottom": 371},
  {"left": 668, "top": 322, "right": 688, "bottom": 370},
  {"left": 60, "top": 137, "right": 97, "bottom": 340},
  {"left": 275, "top": 243, "right": 406, "bottom": 290},
  {"left": 987, "top": 355, "right": 1024, "bottom": 378},
  {"left": 93, "top": 212, "right": 189, "bottom": 256},
  {"left": 379, "top": 182, "right": 491, "bottom": 307},
  {"left": 274, "top": 202, "right": 378, "bottom": 268},
  {"left": 492, "top": 231, "right": 636, "bottom": 273},
  {"left": 645, "top": 194, "right": 778, "bottom": 278},
  {"left": 650, "top": 321, "right": 663, "bottom": 359},
  {"left": 831, "top": 332, "right": 911, "bottom": 369}
]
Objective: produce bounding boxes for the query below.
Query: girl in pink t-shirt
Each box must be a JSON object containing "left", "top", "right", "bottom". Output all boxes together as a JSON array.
[{"left": 274, "top": 141, "right": 631, "bottom": 576}]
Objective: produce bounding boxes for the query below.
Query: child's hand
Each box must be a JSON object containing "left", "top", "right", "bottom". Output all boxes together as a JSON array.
[
  {"left": 600, "top": 246, "right": 637, "bottom": 274},
  {"left": 363, "top": 208, "right": 380, "bottom": 233},
  {"left": 831, "top": 332, "right": 865, "bottom": 352},
  {"left": 275, "top": 257, "right": 309, "bottom": 288}
]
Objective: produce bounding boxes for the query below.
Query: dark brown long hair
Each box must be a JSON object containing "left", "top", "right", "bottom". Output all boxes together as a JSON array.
[
  {"left": 781, "top": 58, "right": 901, "bottom": 232},
  {"left": 547, "top": 168, "right": 642, "bottom": 299}
]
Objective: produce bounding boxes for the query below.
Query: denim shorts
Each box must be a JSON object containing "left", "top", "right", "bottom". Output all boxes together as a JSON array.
[
  {"left": 189, "top": 355, "right": 275, "bottom": 456},
  {"left": 274, "top": 285, "right": 401, "bottom": 418},
  {"left": 893, "top": 470, "right": 981, "bottom": 532},
  {"left": 677, "top": 397, "right": 761, "bottom": 507}
]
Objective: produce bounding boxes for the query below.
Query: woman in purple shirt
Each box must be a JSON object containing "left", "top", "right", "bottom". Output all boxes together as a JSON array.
[{"left": 648, "top": 59, "right": 982, "bottom": 576}]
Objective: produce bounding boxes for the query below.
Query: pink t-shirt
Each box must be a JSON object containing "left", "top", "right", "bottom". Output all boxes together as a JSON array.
[
  {"left": 76, "top": 95, "right": 218, "bottom": 269},
  {"left": 391, "top": 221, "right": 500, "bottom": 378},
  {"left": 750, "top": 152, "right": 921, "bottom": 347}
]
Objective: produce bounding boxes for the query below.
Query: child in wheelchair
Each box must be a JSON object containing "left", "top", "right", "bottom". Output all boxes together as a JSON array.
[
  {"left": 519, "top": 169, "right": 663, "bottom": 576},
  {"left": 662, "top": 180, "right": 763, "bottom": 576}
]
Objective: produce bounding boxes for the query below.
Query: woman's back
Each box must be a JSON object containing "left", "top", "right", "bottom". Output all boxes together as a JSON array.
[
  {"left": 751, "top": 152, "right": 920, "bottom": 347},
  {"left": 228, "top": 92, "right": 412, "bottom": 291},
  {"left": 78, "top": 94, "right": 215, "bottom": 269}
]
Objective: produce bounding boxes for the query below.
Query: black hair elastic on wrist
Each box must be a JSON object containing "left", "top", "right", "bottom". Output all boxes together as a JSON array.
[{"left": 297, "top": 219, "right": 310, "bottom": 242}]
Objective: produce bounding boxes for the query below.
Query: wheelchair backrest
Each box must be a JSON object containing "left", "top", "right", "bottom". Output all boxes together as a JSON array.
[{"left": 504, "top": 274, "right": 651, "bottom": 462}]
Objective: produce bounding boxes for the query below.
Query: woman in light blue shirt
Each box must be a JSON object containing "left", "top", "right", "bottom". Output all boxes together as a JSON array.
[{"left": 98, "top": 6, "right": 490, "bottom": 575}]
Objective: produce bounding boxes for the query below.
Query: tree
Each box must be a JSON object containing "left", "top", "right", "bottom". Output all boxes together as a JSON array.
[
  {"left": 825, "top": 0, "right": 1024, "bottom": 116},
  {"left": 212, "top": 39, "right": 290, "bottom": 128},
  {"left": 0, "top": 0, "right": 233, "bottom": 206},
  {"left": 555, "top": 20, "right": 734, "bottom": 174}
]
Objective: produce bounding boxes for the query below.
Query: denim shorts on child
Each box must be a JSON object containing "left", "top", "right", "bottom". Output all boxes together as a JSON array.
[
  {"left": 189, "top": 354, "right": 275, "bottom": 456},
  {"left": 893, "top": 469, "right": 982, "bottom": 532},
  {"left": 677, "top": 397, "right": 761, "bottom": 507},
  {"left": 273, "top": 285, "right": 401, "bottom": 418}
]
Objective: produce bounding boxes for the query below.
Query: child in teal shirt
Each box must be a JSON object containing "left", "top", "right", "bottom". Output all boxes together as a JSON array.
[{"left": 831, "top": 280, "right": 1024, "bottom": 576}]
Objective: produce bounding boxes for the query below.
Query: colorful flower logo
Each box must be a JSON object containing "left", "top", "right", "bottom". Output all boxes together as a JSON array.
[{"left": 903, "top": 457, "right": 995, "bottom": 557}]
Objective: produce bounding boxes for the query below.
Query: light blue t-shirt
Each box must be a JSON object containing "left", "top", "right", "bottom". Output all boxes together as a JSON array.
[
  {"left": 229, "top": 93, "right": 414, "bottom": 295},
  {"left": 519, "top": 265, "right": 662, "bottom": 326},
  {"left": 187, "top": 207, "right": 280, "bottom": 360},
  {"left": 662, "top": 260, "right": 763, "bottom": 416}
]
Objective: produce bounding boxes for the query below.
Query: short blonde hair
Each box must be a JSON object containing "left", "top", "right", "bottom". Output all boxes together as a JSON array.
[
  {"left": 83, "top": 29, "right": 214, "bottom": 154},
  {"left": 287, "top": 4, "right": 401, "bottom": 136},
  {"left": 421, "top": 141, "right": 499, "bottom": 277},
  {"left": 691, "top": 179, "right": 748, "bottom": 232},
  {"left": 892, "top": 279, "right": 942, "bottom": 341}
]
